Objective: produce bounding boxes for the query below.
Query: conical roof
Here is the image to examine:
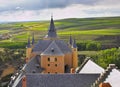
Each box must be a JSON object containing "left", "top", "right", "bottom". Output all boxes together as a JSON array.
[
  {"left": 69, "top": 35, "right": 72, "bottom": 45},
  {"left": 32, "top": 33, "right": 34, "bottom": 45},
  {"left": 45, "top": 16, "right": 57, "bottom": 39},
  {"left": 72, "top": 39, "right": 77, "bottom": 48}
]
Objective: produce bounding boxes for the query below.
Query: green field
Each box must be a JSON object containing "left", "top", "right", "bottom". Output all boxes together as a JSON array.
[{"left": 0, "top": 16, "right": 120, "bottom": 48}]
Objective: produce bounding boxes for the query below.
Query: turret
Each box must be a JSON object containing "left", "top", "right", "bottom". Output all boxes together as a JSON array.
[
  {"left": 31, "top": 33, "right": 35, "bottom": 49},
  {"left": 68, "top": 35, "right": 73, "bottom": 48},
  {"left": 72, "top": 39, "right": 78, "bottom": 69},
  {"left": 44, "top": 16, "right": 57, "bottom": 40},
  {"left": 26, "top": 37, "right": 32, "bottom": 62}
]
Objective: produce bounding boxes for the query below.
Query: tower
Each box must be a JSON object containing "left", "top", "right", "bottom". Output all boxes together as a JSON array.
[
  {"left": 26, "top": 37, "right": 32, "bottom": 62},
  {"left": 31, "top": 33, "right": 35, "bottom": 48},
  {"left": 44, "top": 16, "right": 57, "bottom": 40},
  {"left": 72, "top": 39, "right": 78, "bottom": 69}
]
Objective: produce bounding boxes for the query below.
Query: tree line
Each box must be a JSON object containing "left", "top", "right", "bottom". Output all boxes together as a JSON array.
[
  {"left": 77, "top": 41, "right": 101, "bottom": 51},
  {"left": 92, "top": 48, "right": 120, "bottom": 68}
]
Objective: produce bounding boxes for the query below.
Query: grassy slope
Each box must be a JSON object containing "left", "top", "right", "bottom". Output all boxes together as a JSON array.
[{"left": 0, "top": 16, "right": 120, "bottom": 47}]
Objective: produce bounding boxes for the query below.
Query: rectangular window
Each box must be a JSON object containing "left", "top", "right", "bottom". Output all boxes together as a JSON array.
[
  {"left": 48, "top": 58, "right": 50, "bottom": 61},
  {"left": 55, "top": 58, "right": 57, "bottom": 62},
  {"left": 48, "top": 57, "right": 57, "bottom": 62},
  {"left": 55, "top": 64, "right": 57, "bottom": 67},
  {"left": 48, "top": 64, "right": 50, "bottom": 66}
]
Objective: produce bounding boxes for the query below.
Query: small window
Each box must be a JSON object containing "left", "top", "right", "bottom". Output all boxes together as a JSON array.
[
  {"left": 48, "top": 72, "right": 50, "bottom": 74},
  {"left": 55, "top": 58, "right": 57, "bottom": 62},
  {"left": 48, "top": 64, "right": 50, "bottom": 66},
  {"left": 48, "top": 58, "right": 50, "bottom": 61},
  {"left": 55, "top": 64, "right": 57, "bottom": 67},
  {"left": 55, "top": 72, "right": 57, "bottom": 74}
]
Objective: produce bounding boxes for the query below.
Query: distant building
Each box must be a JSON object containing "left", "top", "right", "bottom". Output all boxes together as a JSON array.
[{"left": 8, "top": 17, "right": 120, "bottom": 87}]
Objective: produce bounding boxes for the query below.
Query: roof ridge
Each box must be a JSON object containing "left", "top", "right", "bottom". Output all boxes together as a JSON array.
[
  {"left": 41, "top": 40, "right": 64, "bottom": 55},
  {"left": 76, "top": 57, "right": 90, "bottom": 73},
  {"left": 92, "top": 64, "right": 117, "bottom": 87}
]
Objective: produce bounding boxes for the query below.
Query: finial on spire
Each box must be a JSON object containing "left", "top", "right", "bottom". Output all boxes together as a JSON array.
[{"left": 51, "top": 13, "right": 53, "bottom": 18}]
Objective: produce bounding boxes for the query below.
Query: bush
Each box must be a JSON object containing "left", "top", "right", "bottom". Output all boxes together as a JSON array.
[{"left": 92, "top": 48, "right": 120, "bottom": 68}]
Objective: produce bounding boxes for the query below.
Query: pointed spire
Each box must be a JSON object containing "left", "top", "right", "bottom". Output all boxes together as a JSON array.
[
  {"left": 69, "top": 35, "right": 73, "bottom": 45},
  {"left": 32, "top": 33, "right": 34, "bottom": 45},
  {"left": 46, "top": 16, "right": 57, "bottom": 38},
  {"left": 26, "top": 37, "right": 31, "bottom": 48},
  {"left": 73, "top": 39, "right": 77, "bottom": 48}
]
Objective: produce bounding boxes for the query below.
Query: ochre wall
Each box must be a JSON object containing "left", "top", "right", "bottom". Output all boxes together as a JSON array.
[
  {"left": 26, "top": 48, "right": 32, "bottom": 59},
  {"left": 41, "top": 55, "right": 64, "bottom": 74},
  {"left": 64, "top": 53, "right": 72, "bottom": 68},
  {"left": 72, "top": 48, "right": 78, "bottom": 69}
]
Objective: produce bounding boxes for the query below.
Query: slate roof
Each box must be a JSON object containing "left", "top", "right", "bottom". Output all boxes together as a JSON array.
[
  {"left": 72, "top": 39, "right": 77, "bottom": 48},
  {"left": 33, "top": 40, "right": 71, "bottom": 54},
  {"left": 23, "top": 55, "right": 42, "bottom": 73},
  {"left": 69, "top": 35, "right": 73, "bottom": 45},
  {"left": 41, "top": 41, "right": 64, "bottom": 56},
  {"left": 26, "top": 73, "right": 100, "bottom": 87},
  {"left": 45, "top": 17, "right": 57, "bottom": 38},
  {"left": 8, "top": 56, "right": 42, "bottom": 87}
]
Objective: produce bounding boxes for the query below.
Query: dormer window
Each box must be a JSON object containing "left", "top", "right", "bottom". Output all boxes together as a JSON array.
[{"left": 51, "top": 48, "right": 54, "bottom": 52}]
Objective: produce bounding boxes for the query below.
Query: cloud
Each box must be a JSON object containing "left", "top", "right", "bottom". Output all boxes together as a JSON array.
[
  {"left": 0, "top": 0, "right": 100, "bottom": 12},
  {"left": 0, "top": 0, "right": 120, "bottom": 12},
  {"left": 0, "top": 0, "right": 120, "bottom": 22}
]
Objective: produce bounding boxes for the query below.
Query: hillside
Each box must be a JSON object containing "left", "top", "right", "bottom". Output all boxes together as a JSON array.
[
  {"left": 0, "top": 16, "right": 120, "bottom": 86},
  {"left": 0, "top": 16, "right": 120, "bottom": 49}
]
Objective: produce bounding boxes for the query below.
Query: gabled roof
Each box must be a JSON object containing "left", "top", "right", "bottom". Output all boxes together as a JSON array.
[
  {"left": 33, "top": 40, "right": 71, "bottom": 54},
  {"left": 26, "top": 73, "right": 100, "bottom": 87},
  {"left": 55, "top": 40, "right": 71, "bottom": 53},
  {"left": 105, "top": 69, "right": 120, "bottom": 87},
  {"left": 33, "top": 40, "right": 52, "bottom": 53},
  {"left": 41, "top": 41, "right": 64, "bottom": 56},
  {"left": 76, "top": 58, "right": 104, "bottom": 74}
]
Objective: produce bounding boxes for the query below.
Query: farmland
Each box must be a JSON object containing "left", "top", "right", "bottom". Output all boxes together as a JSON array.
[
  {"left": 0, "top": 16, "right": 120, "bottom": 48},
  {"left": 0, "top": 16, "right": 120, "bottom": 86}
]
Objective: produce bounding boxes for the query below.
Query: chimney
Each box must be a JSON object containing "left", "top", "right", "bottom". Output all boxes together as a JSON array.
[
  {"left": 22, "top": 76, "right": 27, "bottom": 87},
  {"left": 99, "top": 83, "right": 112, "bottom": 87},
  {"left": 70, "top": 68, "right": 75, "bottom": 73}
]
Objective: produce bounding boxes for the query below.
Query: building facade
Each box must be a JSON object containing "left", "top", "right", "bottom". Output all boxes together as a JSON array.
[{"left": 26, "top": 16, "right": 78, "bottom": 74}]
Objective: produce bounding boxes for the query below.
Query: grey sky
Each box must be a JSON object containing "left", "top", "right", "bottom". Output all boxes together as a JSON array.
[
  {"left": 0, "top": 0, "right": 99, "bottom": 12},
  {"left": 0, "top": 0, "right": 120, "bottom": 22}
]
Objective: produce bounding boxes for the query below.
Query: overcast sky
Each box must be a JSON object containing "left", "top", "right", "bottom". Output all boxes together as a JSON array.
[{"left": 0, "top": 0, "right": 120, "bottom": 22}]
